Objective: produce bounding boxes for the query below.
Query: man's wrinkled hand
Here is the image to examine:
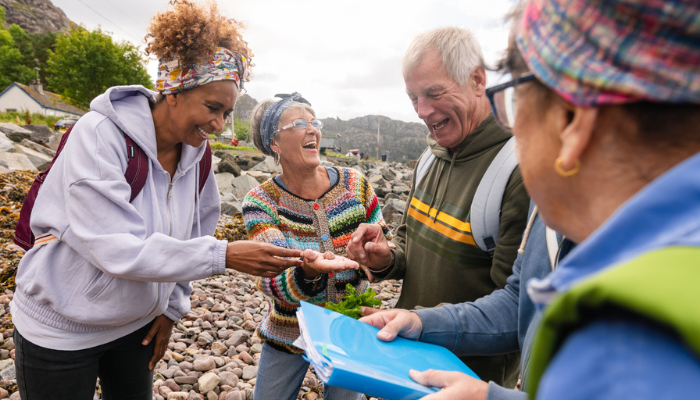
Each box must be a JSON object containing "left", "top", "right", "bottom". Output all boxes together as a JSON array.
[
  {"left": 358, "top": 307, "right": 423, "bottom": 341},
  {"left": 347, "top": 223, "right": 393, "bottom": 270},
  {"left": 409, "top": 369, "right": 488, "bottom": 400}
]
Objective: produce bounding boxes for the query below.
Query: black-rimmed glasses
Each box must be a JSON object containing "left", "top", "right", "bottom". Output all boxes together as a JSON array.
[{"left": 485, "top": 72, "right": 536, "bottom": 131}]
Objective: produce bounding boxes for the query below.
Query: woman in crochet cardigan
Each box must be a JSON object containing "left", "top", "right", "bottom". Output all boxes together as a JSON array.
[{"left": 242, "top": 93, "right": 391, "bottom": 400}]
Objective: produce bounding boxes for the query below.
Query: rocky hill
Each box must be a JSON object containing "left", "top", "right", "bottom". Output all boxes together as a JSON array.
[
  {"left": 233, "top": 95, "right": 428, "bottom": 163},
  {"left": 0, "top": 0, "right": 72, "bottom": 33}
]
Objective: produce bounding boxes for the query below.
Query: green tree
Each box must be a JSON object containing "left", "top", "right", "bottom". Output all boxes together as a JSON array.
[
  {"left": 234, "top": 118, "right": 250, "bottom": 141},
  {"left": 47, "top": 25, "right": 153, "bottom": 109},
  {"left": 0, "top": 9, "right": 35, "bottom": 91}
]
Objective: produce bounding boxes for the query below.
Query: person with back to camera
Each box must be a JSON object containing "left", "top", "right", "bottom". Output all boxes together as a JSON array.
[
  {"left": 242, "top": 93, "right": 392, "bottom": 400},
  {"left": 346, "top": 27, "right": 530, "bottom": 386},
  {"left": 363, "top": 0, "right": 700, "bottom": 399},
  {"left": 9, "top": 1, "right": 314, "bottom": 398}
]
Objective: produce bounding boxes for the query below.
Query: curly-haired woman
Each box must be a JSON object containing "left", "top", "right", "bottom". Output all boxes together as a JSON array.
[
  {"left": 242, "top": 93, "right": 392, "bottom": 400},
  {"left": 10, "top": 1, "right": 306, "bottom": 398}
]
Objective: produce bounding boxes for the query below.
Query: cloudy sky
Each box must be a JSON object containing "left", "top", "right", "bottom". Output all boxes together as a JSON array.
[{"left": 51, "top": 0, "right": 516, "bottom": 123}]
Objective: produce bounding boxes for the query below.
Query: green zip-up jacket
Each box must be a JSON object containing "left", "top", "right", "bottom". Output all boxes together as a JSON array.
[{"left": 376, "top": 114, "right": 530, "bottom": 385}]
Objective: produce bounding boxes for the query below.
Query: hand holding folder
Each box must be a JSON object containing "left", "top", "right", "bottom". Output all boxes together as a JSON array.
[{"left": 293, "top": 301, "right": 479, "bottom": 400}]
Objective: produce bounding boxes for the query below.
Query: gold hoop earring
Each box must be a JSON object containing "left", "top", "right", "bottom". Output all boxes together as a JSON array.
[{"left": 555, "top": 157, "right": 580, "bottom": 177}]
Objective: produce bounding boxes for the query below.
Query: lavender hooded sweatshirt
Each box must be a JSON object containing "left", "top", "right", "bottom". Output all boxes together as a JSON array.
[{"left": 12, "top": 86, "right": 227, "bottom": 344}]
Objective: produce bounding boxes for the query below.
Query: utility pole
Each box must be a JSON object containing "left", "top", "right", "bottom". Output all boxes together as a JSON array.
[{"left": 376, "top": 120, "right": 380, "bottom": 160}]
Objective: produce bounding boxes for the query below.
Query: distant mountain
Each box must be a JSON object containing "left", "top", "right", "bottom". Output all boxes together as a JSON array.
[
  {"left": 320, "top": 115, "right": 428, "bottom": 163},
  {"left": 233, "top": 95, "right": 428, "bottom": 163},
  {"left": 0, "top": 0, "right": 73, "bottom": 34}
]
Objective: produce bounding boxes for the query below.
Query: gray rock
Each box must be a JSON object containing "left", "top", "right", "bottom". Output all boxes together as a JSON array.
[
  {"left": 215, "top": 173, "right": 236, "bottom": 194},
  {"left": 0, "top": 152, "right": 37, "bottom": 171},
  {"left": 218, "top": 155, "right": 241, "bottom": 177},
  {"left": 220, "top": 201, "right": 242, "bottom": 217},
  {"left": 243, "top": 170, "right": 271, "bottom": 184},
  {"left": 14, "top": 144, "right": 53, "bottom": 169},
  {"left": 0, "top": 123, "right": 32, "bottom": 142},
  {"left": 249, "top": 156, "right": 282, "bottom": 174},
  {"left": 241, "top": 366, "right": 257, "bottom": 380},
  {"left": 392, "top": 182, "right": 411, "bottom": 195},
  {"left": 20, "top": 139, "right": 56, "bottom": 157},
  {"left": 0, "top": 133, "right": 16, "bottom": 153},
  {"left": 198, "top": 372, "right": 220, "bottom": 393},
  {"left": 230, "top": 175, "right": 260, "bottom": 199},
  {"left": 0, "top": 364, "right": 15, "bottom": 381},
  {"left": 23, "top": 124, "right": 55, "bottom": 144},
  {"left": 219, "top": 371, "right": 239, "bottom": 387},
  {"left": 193, "top": 356, "right": 216, "bottom": 371}
]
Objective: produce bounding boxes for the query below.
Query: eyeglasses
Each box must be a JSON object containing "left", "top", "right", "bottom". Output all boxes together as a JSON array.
[
  {"left": 276, "top": 118, "right": 323, "bottom": 133},
  {"left": 485, "top": 72, "right": 536, "bottom": 131}
]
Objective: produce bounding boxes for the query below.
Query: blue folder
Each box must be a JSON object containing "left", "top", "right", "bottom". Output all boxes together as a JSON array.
[{"left": 295, "top": 301, "right": 480, "bottom": 400}]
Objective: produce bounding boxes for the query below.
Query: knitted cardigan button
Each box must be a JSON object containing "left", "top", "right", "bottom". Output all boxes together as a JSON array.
[
  {"left": 321, "top": 234, "right": 329, "bottom": 241},
  {"left": 313, "top": 203, "right": 319, "bottom": 210}
]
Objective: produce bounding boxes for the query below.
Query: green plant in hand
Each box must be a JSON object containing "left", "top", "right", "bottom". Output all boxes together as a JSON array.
[{"left": 325, "top": 283, "right": 381, "bottom": 319}]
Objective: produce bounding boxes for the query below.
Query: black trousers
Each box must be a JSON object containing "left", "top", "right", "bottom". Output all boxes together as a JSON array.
[{"left": 15, "top": 320, "right": 155, "bottom": 400}]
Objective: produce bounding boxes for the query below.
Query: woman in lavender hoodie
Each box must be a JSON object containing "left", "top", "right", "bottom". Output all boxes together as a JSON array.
[{"left": 9, "top": 2, "right": 313, "bottom": 398}]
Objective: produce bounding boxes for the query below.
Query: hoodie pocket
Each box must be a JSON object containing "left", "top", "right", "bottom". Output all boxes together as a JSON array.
[{"left": 81, "top": 269, "right": 115, "bottom": 301}]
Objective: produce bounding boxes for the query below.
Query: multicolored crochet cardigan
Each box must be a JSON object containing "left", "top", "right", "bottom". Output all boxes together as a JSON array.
[{"left": 242, "top": 167, "right": 391, "bottom": 353}]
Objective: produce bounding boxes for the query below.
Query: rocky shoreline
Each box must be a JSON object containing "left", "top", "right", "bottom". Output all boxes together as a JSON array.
[{"left": 0, "top": 122, "right": 416, "bottom": 399}]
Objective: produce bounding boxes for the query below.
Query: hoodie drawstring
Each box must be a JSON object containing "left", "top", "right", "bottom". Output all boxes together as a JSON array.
[
  {"left": 430, "top": 151, "right": 458, "bottom": 222},
  {"left": 518, "top": 205, "right": 539, "bottom": 256},
  {"left": 195, "top": 163, "right": 202, "bottom": 237}
]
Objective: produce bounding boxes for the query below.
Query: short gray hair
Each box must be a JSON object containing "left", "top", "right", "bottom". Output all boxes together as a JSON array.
[
  {"left": 402, "top": 27, "right": 485, "bottom": 86},
  {"left": 251, "top": 99, "right": 316, "bottom": 156}
]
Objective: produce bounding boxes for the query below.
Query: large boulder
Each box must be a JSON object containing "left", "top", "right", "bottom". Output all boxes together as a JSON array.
[
  {"left": 0, "top": 133, "right": 15, "bottom": 153},
  {"left": 249, "top": 156, "right": 282, "bottom": 174},
  {"left": 218, "top": 153, "right": 241, "bottom": 176},
  {"left": 14, "top": 144, "right": 53, "bottom": 170},
  {"left": 0, "top": 123, "right": 31, "bottom": 143},
  {"left": 215, "top": 173, "right": 236, "bottom": 195},
  {"left": 23, "top": 124, "right": 55, "bottom": 145},
  {"left": 20, "top": 139, "right": 56, "bottom": 158},
  {"left": 221, "top": 201, "right": 242, "bottom": 216},
  {"left": 243, "top": 170, "right": 271, "bottom": 184},
  {"left": 0, "top": 153, "right": 37, "bottom": 171},
  {"left": 230, "top": 175, "right": 260, "bottom": 199},
  {"left": 382, "top": 198, "right": 407, "bottom": 227}
]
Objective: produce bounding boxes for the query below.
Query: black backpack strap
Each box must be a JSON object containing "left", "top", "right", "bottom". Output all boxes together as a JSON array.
[
  {"left": 123, "top": 132, "right": 149, "bottom": 202},
  {"left": 197, "top": 141, "right": 212, "bottom": 194}
]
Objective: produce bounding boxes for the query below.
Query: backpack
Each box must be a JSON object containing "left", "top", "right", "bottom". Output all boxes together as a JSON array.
[
  {"left": 13, "top": 123, "right": 212, "bottom": 251},
  {"left": 414, "top": 136, "right": 518, "bottom": 256}
]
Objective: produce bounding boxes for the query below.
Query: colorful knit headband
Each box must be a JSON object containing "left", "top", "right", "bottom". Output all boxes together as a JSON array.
[
  {"left": 260, "top": 92, "right": 311, "bottom": 155},
  {"left": 156, "top": 47, "right": 248, "bottom": 94},
  {"left": 516, "top": 0, "right": 700, "bottom": 107}
]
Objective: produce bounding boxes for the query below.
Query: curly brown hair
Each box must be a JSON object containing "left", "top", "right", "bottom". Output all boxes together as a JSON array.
[{"left": 145, "top": 0, "right": 253, "bottom": 74}]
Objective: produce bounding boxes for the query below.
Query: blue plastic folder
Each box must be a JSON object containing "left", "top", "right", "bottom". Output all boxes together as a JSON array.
[{"left": 293, "top": 301, "right": 479, "bottom": 400}]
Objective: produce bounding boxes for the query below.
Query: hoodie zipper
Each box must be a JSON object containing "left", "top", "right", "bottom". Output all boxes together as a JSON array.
[{"left": 148, "top": 177, "right": 174, "bottom": 318}]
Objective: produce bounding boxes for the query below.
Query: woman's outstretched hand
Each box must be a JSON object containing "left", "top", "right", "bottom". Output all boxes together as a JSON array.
[
  {"left": 302, "top": 249, "right": 359, "bottom": 278},
  {"left": 226, "top": 241, "right": 303, "bottom": 277}
]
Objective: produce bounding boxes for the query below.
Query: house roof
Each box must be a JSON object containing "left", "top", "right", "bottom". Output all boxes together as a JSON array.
[{"left": 5, "top": 83, "right": 86, "bottom": 116}]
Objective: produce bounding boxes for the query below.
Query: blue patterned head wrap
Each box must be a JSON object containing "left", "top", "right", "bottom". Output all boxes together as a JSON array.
[{"left": 260, "top": 92, "right": 311, "bottom": 155}]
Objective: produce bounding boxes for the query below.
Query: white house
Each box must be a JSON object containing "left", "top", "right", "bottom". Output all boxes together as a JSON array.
[{"left": 0, "top": 82, "right": 85, "bottom": 117}]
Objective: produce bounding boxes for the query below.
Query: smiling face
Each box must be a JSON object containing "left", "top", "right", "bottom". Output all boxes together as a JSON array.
[
  {"left": 271, "top": 107, "right": 322, "bottom": 171},
  {"left": 168, "top": 80, "right": 238, "bottom": 147},
  {"left": 405, "top": 50, "right": 488, "bottom": 151}
]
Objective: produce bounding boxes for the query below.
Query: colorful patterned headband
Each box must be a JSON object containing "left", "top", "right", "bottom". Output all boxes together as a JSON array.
[
  {"left": 156, "top": 47, "right": 248, "bottom": 94},
  {"left": 516, "top": 0, "right": 700, "bottom": 107},
  {"left": 260, "top": 92, "right": 311, "bottom": 155}
]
